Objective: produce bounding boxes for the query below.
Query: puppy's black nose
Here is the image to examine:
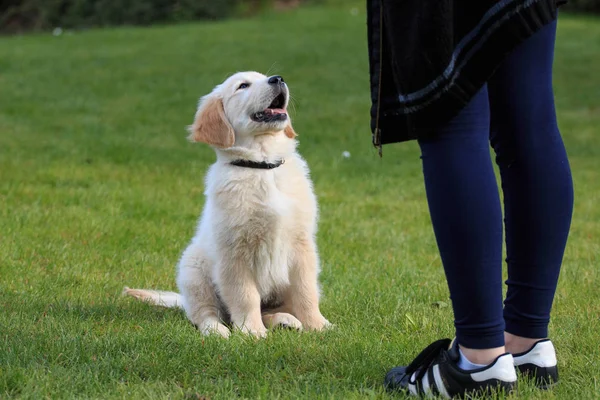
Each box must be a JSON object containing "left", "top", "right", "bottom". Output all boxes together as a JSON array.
[{"left": 268, "top": 75, "right": 284, "bottom": 85}]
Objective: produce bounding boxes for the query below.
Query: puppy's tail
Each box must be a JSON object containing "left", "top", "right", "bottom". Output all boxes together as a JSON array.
[{"left": 123, "top": 287, "right": 183, "bottom": 308}]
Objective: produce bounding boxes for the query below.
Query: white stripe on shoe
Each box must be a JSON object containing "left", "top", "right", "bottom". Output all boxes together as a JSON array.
[
  {"left": 421, "top": 370, "right": 432, "bottom": 397},
  {"left": 433, "top": 364, "right": 451, "bottom": 399},
  {"left": 408, "top": 380, "right": 418, "bottom": 396}
]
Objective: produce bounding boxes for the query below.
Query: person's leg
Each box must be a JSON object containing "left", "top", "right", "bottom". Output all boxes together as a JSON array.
[
  {"left": 487, "top": 19, "right": 574, "bottom": 354},
  {"left": 418, "top": 85, "right": 505, "bottom": 363}
]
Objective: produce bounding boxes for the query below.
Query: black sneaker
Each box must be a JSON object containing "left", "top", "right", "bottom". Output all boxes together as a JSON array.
[
  {"left": 512, "top": 339, "right": 558, "bottom": 389},
  {"left": 384, "top": 338, "right": 517, "bottom": 398}
]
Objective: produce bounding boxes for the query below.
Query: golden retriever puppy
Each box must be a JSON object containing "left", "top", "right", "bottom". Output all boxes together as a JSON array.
[{"left": 124, "top": 72, "right": 331, "bottom": 338}]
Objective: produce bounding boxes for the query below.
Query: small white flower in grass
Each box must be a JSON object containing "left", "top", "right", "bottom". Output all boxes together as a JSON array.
[
  {"left": 342, "top": 151, "right": 351, "bottom": 158},
  {"left": 52, "top": 27, "right": 63, "bottom": 36},
  {"left": 350, "top": 8, "right": 359, "bottom": 16}
]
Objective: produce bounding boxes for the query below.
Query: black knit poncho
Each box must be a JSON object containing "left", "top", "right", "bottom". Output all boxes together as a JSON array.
[{"left": 367, "top": 0, "right": 566, "bottom": 150}]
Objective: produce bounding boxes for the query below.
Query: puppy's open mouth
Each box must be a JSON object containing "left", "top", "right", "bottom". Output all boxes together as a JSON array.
[{"left": 251, "top": 93, "right": 287, "bottom": 123}]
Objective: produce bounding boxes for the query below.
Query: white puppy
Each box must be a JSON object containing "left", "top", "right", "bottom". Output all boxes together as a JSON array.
[{"left": 125, "top": 72, "right": 331, "bottom": 338}]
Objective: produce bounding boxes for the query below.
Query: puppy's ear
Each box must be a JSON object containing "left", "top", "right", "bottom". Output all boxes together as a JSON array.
[
  {"left": 187, "top": 96, "right": 235, "bottom": 148},
  {"left": 284, "top": 123, "right": 297, "bottom": 139}
]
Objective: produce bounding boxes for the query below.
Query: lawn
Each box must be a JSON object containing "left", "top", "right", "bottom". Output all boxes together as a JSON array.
[{"left": 1, "top": 4, "right": 599, "bottom": 399}]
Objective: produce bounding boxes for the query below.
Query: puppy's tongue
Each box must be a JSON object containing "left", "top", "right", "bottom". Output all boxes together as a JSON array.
[{"left": 265, "top": 108, "right": 286, "bottom": 115}]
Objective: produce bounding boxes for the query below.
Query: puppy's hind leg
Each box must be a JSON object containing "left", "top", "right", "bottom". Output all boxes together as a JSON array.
[
  {"left": 177, "top": 245, "right": 230, "bottom": 338},
  {"left": 260, "top": 299, "right": 302, "bottom": 331},
  {"left": 262, "top": 311, "right": 303, "bottom": 331}
]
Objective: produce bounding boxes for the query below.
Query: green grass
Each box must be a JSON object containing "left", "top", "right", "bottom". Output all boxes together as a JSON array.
[{"left": 1, "top": 5, "right": 599, "bottom": 399}]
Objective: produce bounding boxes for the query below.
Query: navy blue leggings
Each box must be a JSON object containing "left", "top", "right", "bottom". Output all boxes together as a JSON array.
[{"left": 418, "top": 20, "right": 574, "bottom": 349}]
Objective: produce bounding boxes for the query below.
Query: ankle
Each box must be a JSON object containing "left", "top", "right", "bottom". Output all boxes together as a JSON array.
[
  {"left": 459, "top": 345, "right": 506, "bottom": 366},
  {"left": 504, "top": 332, "right": 546, "bottom": 354}
]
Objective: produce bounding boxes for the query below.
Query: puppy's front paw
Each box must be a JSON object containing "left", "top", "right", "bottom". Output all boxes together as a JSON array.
[
  {"left": 198, "top": 321, "right": 231, "bottom": 338},
  {"left": 240, "top": 325, "right": 268, "bottom": 338},
  {"left": 302, "top": 314, "right": 332, "bottom": 331}
]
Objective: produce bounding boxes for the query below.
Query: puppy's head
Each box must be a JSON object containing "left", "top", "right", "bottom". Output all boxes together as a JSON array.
[{"left": 188, "top": 71, "right": 296, "bottom": 148}]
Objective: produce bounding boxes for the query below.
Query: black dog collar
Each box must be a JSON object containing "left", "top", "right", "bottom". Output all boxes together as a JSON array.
[{"left": 230, "top": 159, "right": 285, "bottom": 169}]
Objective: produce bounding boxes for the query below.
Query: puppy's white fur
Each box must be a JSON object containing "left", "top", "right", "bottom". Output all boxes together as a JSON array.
[{"left": 125, "top": 72, "right": 330, "bottom": 338}]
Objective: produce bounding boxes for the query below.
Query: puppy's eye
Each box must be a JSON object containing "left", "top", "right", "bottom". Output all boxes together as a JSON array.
[{"left": 238, "top": 83, "right": 250, "bottom": 90}]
